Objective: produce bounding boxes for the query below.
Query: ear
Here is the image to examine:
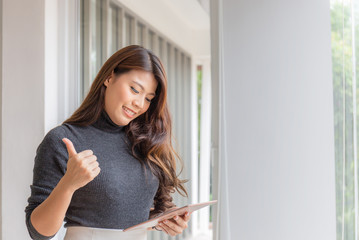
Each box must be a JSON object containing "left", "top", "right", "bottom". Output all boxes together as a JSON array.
[
  {"left": 104, "top": 77, "right": 110, "bottom": 87},
  {"left": 104, "top": 72, "right": 115, "bottom": 87}
]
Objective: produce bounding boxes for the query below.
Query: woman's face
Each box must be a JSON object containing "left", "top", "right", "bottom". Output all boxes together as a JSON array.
[{"left": 103, "top": 69, "right": 158, "bottom": 126}]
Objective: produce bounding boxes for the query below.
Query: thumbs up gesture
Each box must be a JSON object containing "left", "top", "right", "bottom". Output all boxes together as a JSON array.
[{"left": 61, "top": 138, "right": 101, "bottom": 192}]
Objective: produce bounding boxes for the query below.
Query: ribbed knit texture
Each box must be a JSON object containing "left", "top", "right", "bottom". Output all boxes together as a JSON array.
[{"left": 25, "top": 110, "right": 159, "bottom": 240}]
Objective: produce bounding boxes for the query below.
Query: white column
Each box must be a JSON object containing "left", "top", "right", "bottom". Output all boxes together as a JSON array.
[
  {"left": 212, "top": 0, "right": 336, "bottom": 239},
  {"left": 2, "top": 0, "right": 45, "bottom": 239}
]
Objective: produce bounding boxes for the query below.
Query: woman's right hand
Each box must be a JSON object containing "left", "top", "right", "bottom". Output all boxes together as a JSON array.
[{"left": 61, "top": 138, "right": 101, "bottom": 192}]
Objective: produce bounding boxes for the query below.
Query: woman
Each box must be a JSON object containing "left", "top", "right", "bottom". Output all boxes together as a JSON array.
[{"left": 25, "top": 45, "right": 191, "bottom": 240}]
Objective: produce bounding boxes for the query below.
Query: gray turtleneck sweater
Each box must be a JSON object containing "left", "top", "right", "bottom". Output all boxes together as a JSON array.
[{"left": 25, "top": 110, "right": 159, "bottom": 240}]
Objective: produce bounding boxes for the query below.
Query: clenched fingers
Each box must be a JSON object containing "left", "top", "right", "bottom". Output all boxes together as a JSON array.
[{"left": 157, "top": 212, "right": 191, "bottom": 237}]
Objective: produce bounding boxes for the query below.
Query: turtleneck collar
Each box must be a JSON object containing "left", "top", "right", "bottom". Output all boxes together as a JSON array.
[{"left": 92, "top": 109, "right": 126, "bottom": 133}]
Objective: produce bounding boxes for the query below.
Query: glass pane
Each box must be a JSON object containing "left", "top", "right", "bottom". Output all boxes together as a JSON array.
[
  {"left": 148, "top": 30, "right": 155, "bottom": 51},
  {"left": 137, "top": 22, "right": 144, "bottom": 46},
  {"left": 158, "top": 37, "right": 163, "bottom": 60},
  {"left": 90, "top": 0, "right": 103, "bottom": 82},
  {"left": 167, "top": 42, "right": 171, "bottom": 78},
  {"left": 174, "top": 48, "right": 178, "bottom": 114},
  {"left": 331, "top": 1, "right": 358, "bottom": 239},
  {"left": 124, "top": 14, "right": 133, "bottom": 46},
  {"left": 109, "top": 5, "right": 118, "bottom": 54}
]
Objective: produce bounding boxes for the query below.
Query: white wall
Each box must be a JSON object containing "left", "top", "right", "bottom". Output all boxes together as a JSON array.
[
  {"left": 0, "top": 0, "right": 2, "bottom": 236},
  {"left": 213, "top": 0, "right": 336, "bottom": 239},
  {"left": 2, "top": 0, "right": 45, "bottom": 239}
]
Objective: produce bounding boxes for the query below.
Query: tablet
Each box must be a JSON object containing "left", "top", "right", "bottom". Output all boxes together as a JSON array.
[{"left": 123, "top": 200, "right": 218, "bottom": 232}]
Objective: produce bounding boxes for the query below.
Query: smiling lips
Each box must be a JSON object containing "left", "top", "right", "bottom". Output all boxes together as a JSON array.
[{"left": 123, "top": 106, "right": 136, "bottom": 118}]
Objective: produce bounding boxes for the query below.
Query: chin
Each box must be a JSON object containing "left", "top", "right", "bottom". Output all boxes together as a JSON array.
[
  {"left": 117, "top": 118, "right": 128, "bottom": 126},
  {"left": 111, "top": 116, "right": 125, "bottom": 127}
]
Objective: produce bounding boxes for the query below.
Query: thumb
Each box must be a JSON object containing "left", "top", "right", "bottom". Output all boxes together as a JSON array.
[{"left": 62, "top": 138, "right": 77, "bottom": 158}]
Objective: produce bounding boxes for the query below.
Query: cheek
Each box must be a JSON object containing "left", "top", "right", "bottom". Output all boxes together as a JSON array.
[
  {"left": 124, "top": 88, "right": 135, "bottom": 101},
  {"left": 141, "top": 104, "right": 151, "bottom": 114},
  {"left": 114, "top": 87, "right": 131, "bottom": 105}
]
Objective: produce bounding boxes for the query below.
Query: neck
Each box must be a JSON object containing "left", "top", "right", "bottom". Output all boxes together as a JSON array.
[{"left": 92, "top": 109, "right": 125, "bottom": 133}]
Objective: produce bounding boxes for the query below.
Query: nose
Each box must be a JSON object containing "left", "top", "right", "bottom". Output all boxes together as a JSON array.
[{"left": 133, "top": 96, "right": 145, "bottom": 109}]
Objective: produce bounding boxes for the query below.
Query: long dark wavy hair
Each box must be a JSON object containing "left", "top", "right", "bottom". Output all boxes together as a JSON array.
[{"left": 63, "top": 45, "right": 188, "bottom": 217}]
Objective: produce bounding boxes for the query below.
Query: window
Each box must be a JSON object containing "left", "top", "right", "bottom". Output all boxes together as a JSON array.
[
  {"left": 331, "top": 0, "right": 359, "bottom": 239},
  {"left": 79, "top": 1, "right": 196, "bottom": 239},
  {"left": 109, "top": 4, "right": 120, "bottom": 55},
  {"left": 137, "top": 22, "right": 145, "bottom": 46},
  {"left": 148, "top": 30, "right": 156, "bottom": 51},
  {"left": 124, "top": 14, "right": 133, "bottom": 46}
]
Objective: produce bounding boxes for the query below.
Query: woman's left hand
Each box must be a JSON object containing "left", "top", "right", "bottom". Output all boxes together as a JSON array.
[{"left": 156, "top": 211, "right": 191, "bottom": 236}]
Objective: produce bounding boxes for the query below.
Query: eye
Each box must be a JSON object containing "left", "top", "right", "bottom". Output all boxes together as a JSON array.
[
  {"left": 131, "top": 86, "right": 139, "bottom": 93},
  {"left": 146, "top": 98, "right": 152, "bottom": 103}
]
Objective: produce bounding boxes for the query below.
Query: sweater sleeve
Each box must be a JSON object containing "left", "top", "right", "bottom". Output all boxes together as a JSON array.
[{"left": 24, "top": 127, "right": 68, "bottom": 240}]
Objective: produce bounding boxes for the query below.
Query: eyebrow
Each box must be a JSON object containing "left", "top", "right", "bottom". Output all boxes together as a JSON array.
[{"left": 132, "top": 80, "right": 156, "bottom": 96}]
